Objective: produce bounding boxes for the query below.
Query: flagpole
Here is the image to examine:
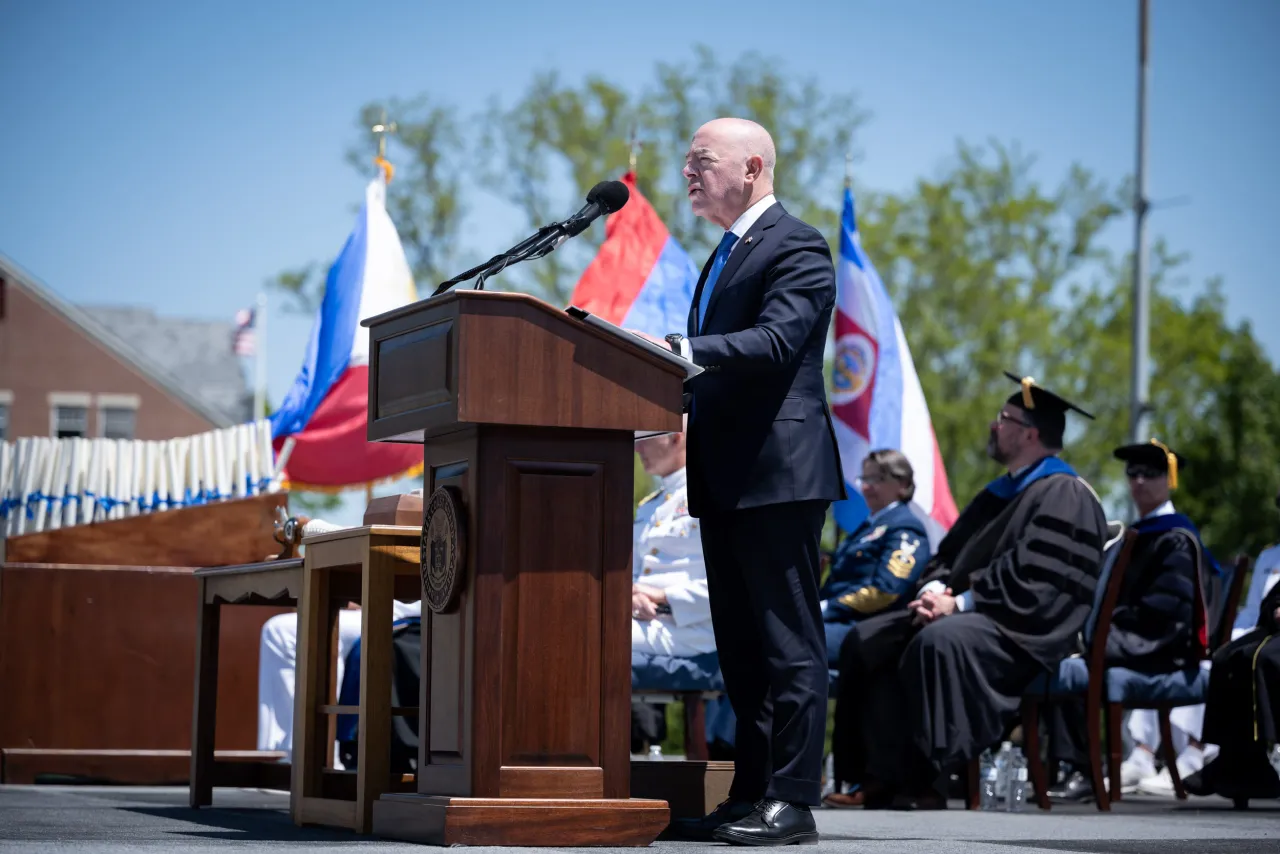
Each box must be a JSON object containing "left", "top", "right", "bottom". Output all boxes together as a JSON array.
[
  {"left": 254, "top": 291, "right": 267, "bottom": 420},
  {"left": 1129, "top": 0, "right": 1152, "bottom": 446}
]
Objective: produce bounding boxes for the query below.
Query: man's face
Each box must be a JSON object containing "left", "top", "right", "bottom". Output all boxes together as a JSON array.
[
  {"left": 1126, "top": 463, "right": 1171, "bottom": 509},
  {"left": 636, "top": 433, "right": 682, "bottom": 477},
  {"left": 988, "top": 406, "right": 1033, "bottom": 465},
  {"left": 682, "top": 125, "right": 746, "bottom": 229}
]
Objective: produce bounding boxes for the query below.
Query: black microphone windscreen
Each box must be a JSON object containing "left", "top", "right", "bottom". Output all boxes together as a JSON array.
[{"left": 589, "top": 180, "right": 630, "bottom": 214}]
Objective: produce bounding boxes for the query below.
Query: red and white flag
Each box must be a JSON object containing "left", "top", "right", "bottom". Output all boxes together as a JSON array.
[{"left": 232, "top": 308, "right": 256, "bottom": 356}]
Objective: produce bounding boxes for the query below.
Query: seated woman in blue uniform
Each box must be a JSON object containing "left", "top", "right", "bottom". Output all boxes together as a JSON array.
[
  {"left": 820, "top": 449, "right": 931, "bottom": 668},
  {"left": 821, "top": 449, "right": 931, "bottom": 808}
]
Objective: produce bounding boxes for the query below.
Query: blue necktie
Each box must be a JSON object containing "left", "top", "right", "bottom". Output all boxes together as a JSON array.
[{"left": 697, "top": 231, "right": 738, "bottom": 332}]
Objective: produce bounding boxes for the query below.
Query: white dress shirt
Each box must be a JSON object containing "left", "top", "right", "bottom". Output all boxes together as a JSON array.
[{"left": 678, "top": 194, "right": 778, "bottom": 361}]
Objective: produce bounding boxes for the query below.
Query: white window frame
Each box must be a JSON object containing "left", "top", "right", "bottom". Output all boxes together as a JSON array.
[
  {"left": 97, "top": 394, "right": 140, "bottom": 440},
  {"left": 0, "top": 390, "right": 11, "bottom": 441},
  {"left": 48, "top": 392, "right": 91, "bottom": 439}
]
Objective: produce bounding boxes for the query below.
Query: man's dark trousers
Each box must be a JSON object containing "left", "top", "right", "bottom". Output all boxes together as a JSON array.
[{"left": 700, "top": 499, "right": 829, "bottom": 806}]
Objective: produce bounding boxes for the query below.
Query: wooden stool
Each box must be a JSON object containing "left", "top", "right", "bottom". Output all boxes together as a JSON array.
[
  {"left": 190, "top": 558, "right": 302, "bottom": 807},
  {"left": 290, "top": 525, "right": 422, "bottom": 833}
]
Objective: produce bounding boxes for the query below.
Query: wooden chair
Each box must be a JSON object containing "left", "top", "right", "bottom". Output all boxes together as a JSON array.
[
  {"left": 1022, "top": 537, "right": 1246, "bottom": 810},
  {"left": 1124, "top": 553, "right": 1251, "bottom": 801},
  {"left": 190, "top": 557, "right": 303, "bottom": 807},
  {"left": 1022, "top": 529, "right": 1140, "bottom": 812},
  {"left": 289, "top": 525, "right": 422, "bottom": 833}
]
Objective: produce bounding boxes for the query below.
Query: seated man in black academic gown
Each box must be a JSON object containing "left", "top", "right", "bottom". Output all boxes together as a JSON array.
[
  {"left": 835, "top": 373, "right": 1107, "bottom": 809},
  {"left": 1187, "top": 488, "right": 1280, "bottom": 802},
  {"left": 1046, "top": 439, "right": 1216, "bottom": 801}
]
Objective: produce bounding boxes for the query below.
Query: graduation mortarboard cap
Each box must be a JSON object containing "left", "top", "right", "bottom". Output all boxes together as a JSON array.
[
  {"left": 1002, "top": 372, "right": 1095, "bottom": 448},
  {"left": 1114, "top": 439, "right": 1185, "bottom": 490}
]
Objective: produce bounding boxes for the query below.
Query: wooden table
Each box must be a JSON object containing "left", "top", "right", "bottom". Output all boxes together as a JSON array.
[
  {"left": 189, "top": 558, "right": 302, "bottom": 806},
  {"left": 290, "top": 525, "right": 422, "bottom": 833}
]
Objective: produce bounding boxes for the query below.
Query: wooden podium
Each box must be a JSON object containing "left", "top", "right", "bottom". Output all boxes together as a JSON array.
[{"left": 362, "top": 290, "right": 684, "bottom": 846}]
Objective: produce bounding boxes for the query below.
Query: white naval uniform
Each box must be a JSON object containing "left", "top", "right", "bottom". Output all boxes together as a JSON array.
[
  {"left": 631, "top": 468, "right": 715, "bottom": 659},
  {"left": 257, "top": 600, "right": 422, "bottom": 761}
]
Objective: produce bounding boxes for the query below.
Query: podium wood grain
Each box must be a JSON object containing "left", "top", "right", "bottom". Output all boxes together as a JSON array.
[{"left": 362, "top": 291, "right": 682, "bottom": 845}]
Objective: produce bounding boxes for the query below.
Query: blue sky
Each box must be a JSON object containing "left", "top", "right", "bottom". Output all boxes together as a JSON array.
[{"left": 2, "top": 0, "right": 1277, "bottom": 515}]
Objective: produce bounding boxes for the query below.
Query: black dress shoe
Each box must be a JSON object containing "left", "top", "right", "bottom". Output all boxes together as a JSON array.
[
  {"left": 670, "top": 799, "right": 756, "bottom": 841},
  {"left": 1046, "top": 770, "right": 1095, "bottom": 802},
  {"left": 713, "top": 799, "right": 819, "bottom": 846}
]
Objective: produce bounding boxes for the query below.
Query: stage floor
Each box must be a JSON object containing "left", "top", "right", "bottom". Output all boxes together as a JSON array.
[{"left": 1, "top": 785, "right": 1277, "bottom": 853}]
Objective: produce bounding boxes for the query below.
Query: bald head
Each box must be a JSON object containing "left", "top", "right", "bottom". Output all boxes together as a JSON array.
[{"left": 683, "top": 118, "right": 777, "bottom": 229}]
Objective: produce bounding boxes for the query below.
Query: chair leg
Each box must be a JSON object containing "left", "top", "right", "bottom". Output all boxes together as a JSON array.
[
  {"left": 1021, "top": 701, "right": 1051, "bottom": 810},
  {"left": 1086, "top": 694, "right": 1110, "bottom": 811},
  {"left": 1158, "top": 709, "right": 1187, "bottom": 800},
  {"left": 1106, "top": 703, "right": 1124, "bottom": 803},
  {"left": 681, "top": 692, "right": 709, "bottom": 761}
]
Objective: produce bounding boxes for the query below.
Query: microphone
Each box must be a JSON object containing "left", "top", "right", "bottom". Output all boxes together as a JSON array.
[
  {"left": 558, "top": 180, "right": 630, "bottom": 239},
  {"left": 432, "top": 180, "right": 630, "bottom": 295}
]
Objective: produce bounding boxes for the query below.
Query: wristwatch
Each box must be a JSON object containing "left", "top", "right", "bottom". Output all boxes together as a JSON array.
[{"left": 664, "top": 333, "right": 684, "bottom": 354}]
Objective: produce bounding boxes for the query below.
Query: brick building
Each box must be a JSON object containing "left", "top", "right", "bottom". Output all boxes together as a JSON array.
[{"left": 0, "top": 255, "right": 250, "bottom": 442}]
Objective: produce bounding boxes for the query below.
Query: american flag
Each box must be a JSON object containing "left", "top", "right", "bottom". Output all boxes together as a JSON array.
[{"left": 232, "top": 308, "right": 256, "bottom": 356}]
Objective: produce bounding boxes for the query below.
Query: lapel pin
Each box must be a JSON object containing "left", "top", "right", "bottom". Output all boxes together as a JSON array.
[{"left": 744, "top": 236, "right": 754, "bottom": 245}]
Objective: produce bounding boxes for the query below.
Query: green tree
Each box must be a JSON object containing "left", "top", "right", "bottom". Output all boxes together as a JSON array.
[
  {"left": 861, "top": 141, "right": 1125, "bottom": 504},
  {"left": 864, "top": 141, "right": 1280, "bottom": 563},
  {"left": 270, "top": 96, "right": 467, "bottom": 312},
  {"left": 480, "top": 46, "right": 867, "bottom": 304}
]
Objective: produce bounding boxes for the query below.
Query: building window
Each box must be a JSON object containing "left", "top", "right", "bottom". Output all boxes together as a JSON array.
[
  {"left": 0, "top": 402, "right": 9, "bottom": 441},
  {"left": 100, "top": 407, "right": 137, "bottom": 440},
  {"left": 95, "top": 394, "right": 140, "bottom": 441},
  {"left": 54, "top": 405, "right": 89, "bottom": 438}
]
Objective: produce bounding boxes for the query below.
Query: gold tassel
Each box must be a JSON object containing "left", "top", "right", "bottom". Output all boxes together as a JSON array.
[
  {"left": 1149, "top": 438, "right": 1177, "bottom": 490},
  {"left": 1021, "top": 376, "right": 1036, "bottom": 410},
  {"left": 375, "top": 155, "right": 395, "bottom": 184}
]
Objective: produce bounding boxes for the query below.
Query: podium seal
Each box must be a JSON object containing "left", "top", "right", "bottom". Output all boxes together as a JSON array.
[{"left": 421, "top": 486, "right": 465, "bottom": 613}]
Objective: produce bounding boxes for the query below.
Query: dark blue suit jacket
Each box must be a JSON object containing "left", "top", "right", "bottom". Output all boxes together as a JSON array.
[
  {"left": 819, "top": 502, "right": 930, "bottom": 623},
  {"left": 684, "top": 201, "right": 846, "bottom": 517}
]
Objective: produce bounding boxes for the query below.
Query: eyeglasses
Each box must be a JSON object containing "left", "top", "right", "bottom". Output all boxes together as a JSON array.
[
  {"left": 995, "top": 410, "right": 1033, "bottom": 428},
  {"left": 1125, "top": 465, "right": 1164, "bottom": 480},
  {"left": 855, "top": 475, "right": 888, "bottom": 488}
]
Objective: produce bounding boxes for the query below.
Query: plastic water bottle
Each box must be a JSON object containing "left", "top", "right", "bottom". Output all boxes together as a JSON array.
[
  {"left": 979, "top": 749, "right": 1000, "bottom": 810},
  {"left": 994, "top": 741, "right": 1014, "bottom": 804},
  {"left": 647, "top": 745, "right": 664, "bottom": 761},
  {"left": 1006, "top": 749, "right": 1029, "bottom": 813}
]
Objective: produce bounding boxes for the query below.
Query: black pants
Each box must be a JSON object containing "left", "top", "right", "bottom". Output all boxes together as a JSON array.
[
  {"left": 699, "top": 500, "right": 829, "bottom": 806},
  {"left": 862, "top": 612, "right": 1039, "bottom": 795},
  {"left": 830, "top": 624, "right": 868, "bottom": 789},
  {"left": 1045, "top": 697, "right": 1090, "bottom": 768}
]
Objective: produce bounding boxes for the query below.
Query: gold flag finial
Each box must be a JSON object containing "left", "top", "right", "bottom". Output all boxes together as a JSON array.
[
  {"left": 1020, "top": 376, "right": 1036, "bottom": 410},
  {"left": 371, "top": 108, "right": 397, "bottom": 183},
  {"left": 1149, "top": 438, "right": 1178, "bottom": 490}
]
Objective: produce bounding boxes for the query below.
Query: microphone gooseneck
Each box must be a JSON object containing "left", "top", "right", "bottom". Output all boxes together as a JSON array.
[{"left": 432, "top": 180, "right": 631, "bottom": 295}]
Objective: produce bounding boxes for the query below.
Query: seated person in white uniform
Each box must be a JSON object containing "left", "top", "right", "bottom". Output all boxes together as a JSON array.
[
  {"left": 257, "top": 516, "right": 422, "bottom": 762},
  {"left": 631, "top": 427, "right": 714, "bottom": 659},
  {"left": 630, "top": 427, "right": 734, "bottom": 754}
]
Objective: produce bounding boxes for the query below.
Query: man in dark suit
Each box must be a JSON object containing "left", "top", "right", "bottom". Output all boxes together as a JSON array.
[{"left": 639, "top": 117, "right": 845, "bottom": 845}]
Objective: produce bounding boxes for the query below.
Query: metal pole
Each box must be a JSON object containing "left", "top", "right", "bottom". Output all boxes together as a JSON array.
[
  {"left": 253, "top": 291, "right": 267, "bottom": 420},
  {"left": 1130, "top": 0, "right": 1151, "bottom": 445}
]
